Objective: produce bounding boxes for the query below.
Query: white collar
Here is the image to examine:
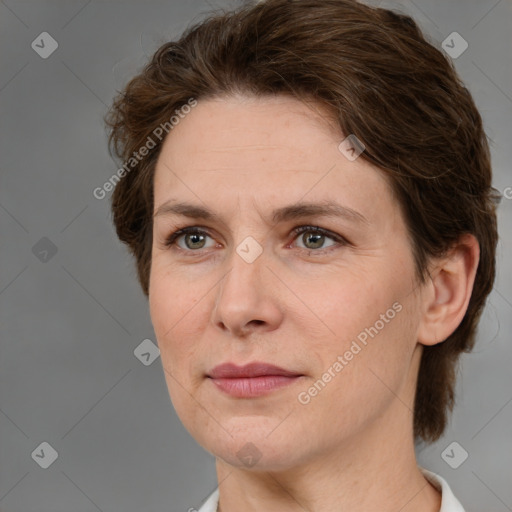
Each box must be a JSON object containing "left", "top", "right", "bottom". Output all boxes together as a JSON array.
[
  {"left": 197, "top": 467, "right": 465, "bottom": 512},
  {"left": 420, "top": 468, "right": 466, "bottom": 512}
]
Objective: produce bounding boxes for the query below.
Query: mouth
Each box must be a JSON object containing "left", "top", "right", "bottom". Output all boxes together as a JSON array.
[{"left": 207, "top": 361, "right": 304, "bottom": 398}]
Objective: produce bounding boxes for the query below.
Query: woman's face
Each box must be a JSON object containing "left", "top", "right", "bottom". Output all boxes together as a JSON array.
[{"left": 149, "top": 94, "right": 425, "bottom": 470}]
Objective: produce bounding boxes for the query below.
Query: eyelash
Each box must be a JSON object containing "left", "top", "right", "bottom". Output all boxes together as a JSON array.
[{"left": 163, "top": 225, "right": 349, "bottom": 255}]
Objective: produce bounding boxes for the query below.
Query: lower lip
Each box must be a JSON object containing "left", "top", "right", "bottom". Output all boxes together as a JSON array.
[{"left": 209, "top": 375, "right": 302, "bottom": 398}]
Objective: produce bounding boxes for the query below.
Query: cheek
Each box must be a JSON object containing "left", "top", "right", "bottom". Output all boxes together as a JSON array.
[
  {"left": 148, "top": 268, "right": 201, "bottom": 368},
  {"left": 301, "top": 261, "right": 418, "bottom": 399},
  {"left": 300, "top": 300, "right": 418, "bottom": 440},
  {"left": 149, "top": 256, "right": 201, "bottom": 324},
  {"left": 300, "top": 263, "right": 395, "bottom": 343},
  {"left": 149, "top": 272, "right": 207, "bottom": 424}
]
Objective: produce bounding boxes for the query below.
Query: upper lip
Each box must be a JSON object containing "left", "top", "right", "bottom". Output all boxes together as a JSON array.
[{"left": 208, "top": 362, "right": 302, "bottom": 379}]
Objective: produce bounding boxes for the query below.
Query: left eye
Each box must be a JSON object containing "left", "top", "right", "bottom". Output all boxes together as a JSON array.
[{"left": 290, "top": 226, "right": 343, "bottom": 251}]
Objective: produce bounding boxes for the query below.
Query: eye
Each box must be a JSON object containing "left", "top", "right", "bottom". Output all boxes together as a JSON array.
[
  {"left": 164, "top": 227, "right": 217, "bottom": 251},
  {"left": 290, "top": 225, "right": 347, "bottom": 252}
]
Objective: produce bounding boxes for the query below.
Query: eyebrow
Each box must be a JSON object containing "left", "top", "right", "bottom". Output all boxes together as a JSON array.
[{"left": 153, "top": 200, "right": 369, "bottom": 226}]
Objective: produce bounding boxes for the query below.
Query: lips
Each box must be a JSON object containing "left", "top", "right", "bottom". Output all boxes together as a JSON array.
[
  {"left": 208, "top": 362, "right": 301, "bottom": 379},
  {"left": 207, "top": 362, "right": 303, "bottom": 398}
]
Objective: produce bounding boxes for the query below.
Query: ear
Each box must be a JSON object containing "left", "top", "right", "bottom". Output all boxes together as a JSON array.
[{"left": 417, "top": 233, "right": 480, "bottom": 347}]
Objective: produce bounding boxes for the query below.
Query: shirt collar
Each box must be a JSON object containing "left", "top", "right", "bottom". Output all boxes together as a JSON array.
[
  {"left": 197, "top": 468, "right": 466, "bottom": 512},
  {"left": 420, "top": 467, "right": 466, "bottom": 512}
]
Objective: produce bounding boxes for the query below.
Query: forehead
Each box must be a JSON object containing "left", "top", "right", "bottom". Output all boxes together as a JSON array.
[{"left": 153, "top": 95, "right": 395, "bottom": 222}]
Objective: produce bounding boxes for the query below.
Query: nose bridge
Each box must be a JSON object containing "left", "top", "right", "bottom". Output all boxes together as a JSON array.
[
  {"left": 212, "top": 235, "right": 281, "bottom": 334},
  {"left": 218, "top": 238, "right": 266, "bottom": 306},
  {"left": 221, "top": 198, "right": 268, "bottom": 290}
]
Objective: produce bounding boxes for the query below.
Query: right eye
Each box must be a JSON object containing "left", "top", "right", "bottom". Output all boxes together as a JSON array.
[{"left": 164, "top": 227, "right": 218, "bottom": 252}]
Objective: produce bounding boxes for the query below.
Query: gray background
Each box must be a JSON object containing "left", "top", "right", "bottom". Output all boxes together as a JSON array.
[{"left": 1, "top": 0, "right": 511, "bottom": 511}]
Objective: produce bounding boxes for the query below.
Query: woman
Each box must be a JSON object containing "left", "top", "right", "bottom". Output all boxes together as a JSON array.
[{"left": 105, "top": 1, "right": 500, "bottom": 510}]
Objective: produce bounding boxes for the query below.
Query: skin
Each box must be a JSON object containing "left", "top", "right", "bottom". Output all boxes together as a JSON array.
[{"left": 149, "top": 94, "right": 479, "bottom": 512}]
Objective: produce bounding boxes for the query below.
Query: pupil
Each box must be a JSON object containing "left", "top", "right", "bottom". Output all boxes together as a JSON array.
[
  {"left": 188, "top": 234, "right": 205, "bottom": 249},
  {"left": 304, "top": 233, "right": 323, "bottom": 249}
]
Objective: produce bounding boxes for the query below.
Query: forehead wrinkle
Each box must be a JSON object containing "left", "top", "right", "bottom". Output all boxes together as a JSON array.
[
  {"left": 191, "top": 167, "right": 319, "bottom": 174},
  {"left": 202, "top": 145, "right": 285, "bottom": 152}
]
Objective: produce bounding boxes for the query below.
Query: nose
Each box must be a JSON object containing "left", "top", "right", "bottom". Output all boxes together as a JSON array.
[{"left": 211, "top": 246, "right": 284, "bottom": 337}]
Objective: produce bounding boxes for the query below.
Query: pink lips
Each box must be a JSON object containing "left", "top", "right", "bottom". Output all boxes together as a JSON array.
[{"left": 207, "top": 362, "right": 303, "bottom": 398}]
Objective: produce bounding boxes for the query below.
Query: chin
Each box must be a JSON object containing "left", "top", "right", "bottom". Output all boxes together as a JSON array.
[{"left": 197, "top": 420, "right": 312, "bottom": 472}]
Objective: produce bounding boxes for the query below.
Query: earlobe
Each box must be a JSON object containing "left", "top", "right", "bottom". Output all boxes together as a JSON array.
[{"left": 417, "top": 234, "right": 480, "bottom": 347}]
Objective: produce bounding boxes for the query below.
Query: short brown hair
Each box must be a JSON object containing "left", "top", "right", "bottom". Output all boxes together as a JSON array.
[{"left": 105, "top": 0, "right": 500, "bottom": 442}]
